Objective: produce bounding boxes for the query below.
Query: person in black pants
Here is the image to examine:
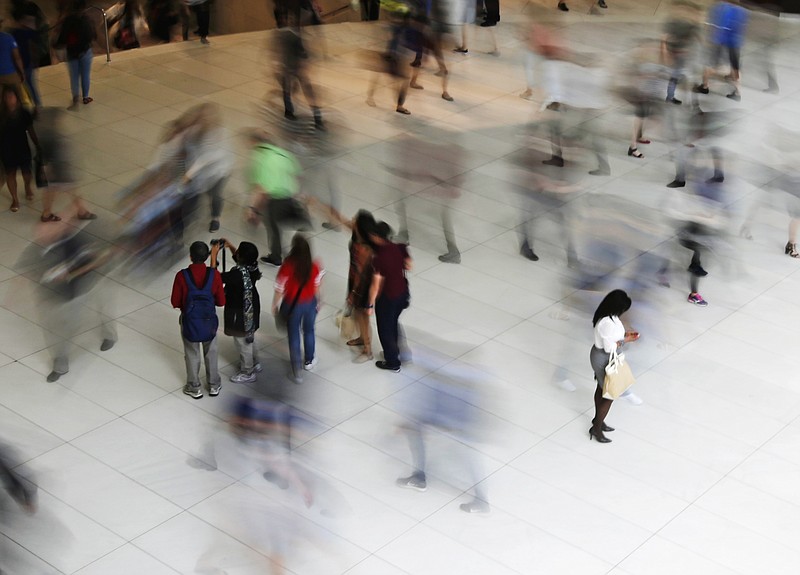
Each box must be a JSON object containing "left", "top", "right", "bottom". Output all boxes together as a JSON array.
[
  {"left": 367, "top": 224, "right": 412, "bottom": 372},
  {"left": 481, "top": 0, "right": 499, "bottom": 26},
  {"left": 189, "top": 0, "right": 211, "bottom": 44}
]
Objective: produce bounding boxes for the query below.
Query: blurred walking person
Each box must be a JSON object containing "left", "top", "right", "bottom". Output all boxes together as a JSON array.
[
  {"left": 55, "top": 0, "right": 97, "bottom": 110},
  {"left": 245, "top": 131, "right": 312, "bottom": 267}
]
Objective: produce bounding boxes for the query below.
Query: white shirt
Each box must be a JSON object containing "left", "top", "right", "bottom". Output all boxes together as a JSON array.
[{"left": 594, "top": 316, "right": 625, "bottom": 353}]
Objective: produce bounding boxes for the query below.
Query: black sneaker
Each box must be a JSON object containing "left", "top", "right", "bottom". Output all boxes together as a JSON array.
[
  {"left": 667, "top": 97, "right": 681, "bottom": 105},
  {"left": 692, "top": 84, "right": 709, "bottom": 94},
  {"left": 542, "top": 155, "right": 564, "bottom": 167},
  {"left": 666, "top": 179, "right": 685, "bottom": 188},
  {"left": 558, "top": 1, "right": 569, "bottom": 11},
  {"left": 209, "top": 220, "right": 220, "bottom": 232},
  {"left": 520, "top": 243, "right": 539, "bottom": 262},
  {"left": 726, "top": 91, "right": 741, "bottom": 102},
  {"left": 706, "top": 174, "right": 724, "bottom": 184},
  {"left": 687, "top": 264, "right": 708, "bottom": 277},
  {"left": 260, "top": 255, "right": 282, "bottom": 267},
  {"left": 376, "top": 360, "right": 400, "bottom": 373}
]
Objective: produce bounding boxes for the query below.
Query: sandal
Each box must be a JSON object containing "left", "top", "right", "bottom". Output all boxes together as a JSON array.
[
  {"left": 83, "top": 97, "right": 93, "bottom": 105},
  {"left": 627, "top": 147, "right": 644, "bottom": 158},
  {"left": 785, "top": 242, "right": 800, "bottom": 258},
  {"left": 410, "top": 82, "right": 424, "bottom": 90},
  {"left": 396, "top": 107, "right": 411, "bottom": 115},
  {"left": 40, "top": 213, "right": 61, "bottom": 222},
  {"left": 77, "top": 211, "right": 98, "bottom": 220},
  {"left": 442, "top": 93, "right": 454, "bottom": 102},
  {"left": 346, "top": 338, "right": 364, "bottom": 347},
  {"left": 636, "top": 138, "right": 651, "bottom": 145},
  {"left": 10, "top": 203, "right": 20, "bottom": 212}
]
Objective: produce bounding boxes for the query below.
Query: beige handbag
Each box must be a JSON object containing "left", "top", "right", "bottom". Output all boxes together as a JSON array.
[
  {"left": 602, "top": 349, "right": 636, "bottom": 400},
  {"left": 335, "top": 307, "right": 358, "bottom": 341}
]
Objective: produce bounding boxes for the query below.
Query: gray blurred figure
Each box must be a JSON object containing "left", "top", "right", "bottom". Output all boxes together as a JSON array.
[
  {"left": 666, "top": 105, "right": 731, "bottom": 189},
  {"left": 661, "top": 174, "right": 732, "bottom": 307},
  {"left": 0, "top": 443, "right": 36, "bottom": 514},
  {"left": 274, "top": 19, "right": 324, "bottom": 130},
  {"left": 538, "top": 47, "right": 611, "bottom": 176},
  {"left": 395, "top": 351, "right": 490, "bottom": 513},
  {"left": 661, "top": 0, "right": 702, "bottom": 106},
  {"left": 619, "top": 41, "right": 669, "bottom": 160},
  {"left": 178, "top": 103, "right": 234, "bottom": 233},
  {"left": 740, "top": 124, "right": 800, "bottom": 258},
  {"left": 144, "top": 104, "right": 233, "bottom": 241},
  {"left": 193, "top": 392, "right": 330, "bottom": 575},
  {"left": 0, "top": 441, "right": 37, "bottom": 575},
  {"left": 381, "top": 127, "right": 466, "bottom": 263},
  {"left": 20, "top": 207, "right": 117, "bottom": 382},
  {"left": 36, "top": 107, "right": 97, "bottom": 222},
  {"left": 511, "top": 146, "right": 581, "bottom": 266},
  {"left": 747, "top": 2, "right": 780, "bottom": 94}
]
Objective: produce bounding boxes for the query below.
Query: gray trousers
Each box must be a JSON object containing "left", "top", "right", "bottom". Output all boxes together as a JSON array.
[
  {"left": 233, "top": 335, "right": 258, "bottom": 374},
  {"left": 183, "top": 336, "right": 220, "bottom": 387}
]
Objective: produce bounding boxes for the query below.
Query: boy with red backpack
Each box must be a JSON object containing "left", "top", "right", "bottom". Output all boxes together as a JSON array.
[{"left": 171, "top": 241, "right": 225, "bottom": 398}]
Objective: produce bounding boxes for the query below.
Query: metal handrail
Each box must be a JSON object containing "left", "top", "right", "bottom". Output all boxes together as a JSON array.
[{"left": 85, "top": 5, "right": 112, "bottom": 63}]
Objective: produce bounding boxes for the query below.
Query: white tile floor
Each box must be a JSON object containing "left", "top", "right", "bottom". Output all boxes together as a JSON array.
[{"left": 2, "top": 0, "right": 800, "bottom": 573}]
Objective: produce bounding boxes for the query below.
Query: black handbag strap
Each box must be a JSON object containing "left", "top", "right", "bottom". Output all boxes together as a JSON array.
[{"left": 286, "top": 277, "right": 308, "bottom": 316}]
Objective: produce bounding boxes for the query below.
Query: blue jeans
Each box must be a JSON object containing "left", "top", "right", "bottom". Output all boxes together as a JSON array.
[
  {"left": 283, "top": 298, "right": 317, "bottom": 372},
  {"left": 375, "top": 294, "right": 406, "bottom": 368},
  {"left": 67, "top": 50, "right": 92, "bottom": 100},
  {"left": 24, "top": 66, "right": 41, "bottom": 107}
]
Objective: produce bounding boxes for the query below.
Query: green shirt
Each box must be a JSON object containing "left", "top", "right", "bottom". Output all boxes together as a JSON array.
[{"left": 249, "top": 144, "right": 300, "bottom": 199}]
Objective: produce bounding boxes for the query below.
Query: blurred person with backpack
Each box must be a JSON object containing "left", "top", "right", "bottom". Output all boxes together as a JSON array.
[{"left": 171, "top": 240, "right": 226, "bottom": 399}]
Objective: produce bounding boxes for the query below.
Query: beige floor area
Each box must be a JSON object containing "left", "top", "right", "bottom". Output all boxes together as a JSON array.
[{"left": 3, "top": 0, "right": 800, "bottom": 573}]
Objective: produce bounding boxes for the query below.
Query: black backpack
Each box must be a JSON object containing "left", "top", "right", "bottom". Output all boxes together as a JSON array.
[{"left": 181, "top": 268, "right": 219, "bottom": 342}]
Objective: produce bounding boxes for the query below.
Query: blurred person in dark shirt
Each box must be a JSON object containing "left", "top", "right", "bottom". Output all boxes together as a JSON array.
[{"left": 54, "top": 0, "right": 97, "bottom": 110}]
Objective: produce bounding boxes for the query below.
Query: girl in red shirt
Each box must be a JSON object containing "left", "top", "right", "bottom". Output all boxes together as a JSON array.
[{"left": 272, "top": 234, "right": 324, "bottom": 383}]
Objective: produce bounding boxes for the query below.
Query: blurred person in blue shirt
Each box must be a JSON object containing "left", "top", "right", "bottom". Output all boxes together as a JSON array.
[{"left": 693, "top": 0, "right": 748, "bottom": 101}]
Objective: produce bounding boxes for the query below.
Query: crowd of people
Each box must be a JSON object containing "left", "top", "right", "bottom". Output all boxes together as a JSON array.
[{"left": 0, "top": 0, "right": 797, "bottom": 570}]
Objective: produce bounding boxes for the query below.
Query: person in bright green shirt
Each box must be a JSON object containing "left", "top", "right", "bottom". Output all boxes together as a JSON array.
[{"left": 245, "top": 132, "right": 310, "bottom": 266}]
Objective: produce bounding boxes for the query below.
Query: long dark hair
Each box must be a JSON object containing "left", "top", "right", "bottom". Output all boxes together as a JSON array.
[
  {"left": 287, "top": 233, "right": 312, "bottom": 285},
  {"left": 592, "top": 289, "right": 631, "bottom": 327},
  {"left": 353, "top": 210, "right": 376, "bottom": 246},
  {"left": 235, "top": 241, "right": 262, "bottom": 281}
]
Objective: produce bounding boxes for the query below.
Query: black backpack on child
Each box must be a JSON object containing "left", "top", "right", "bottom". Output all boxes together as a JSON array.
[{"left": 181, "top": 268, "right": 219, "bottom": 342}]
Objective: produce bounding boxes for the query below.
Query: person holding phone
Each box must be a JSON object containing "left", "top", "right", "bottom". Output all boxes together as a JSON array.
[{"left": 589, "top": 289, "right": 639, "bottom": 443}]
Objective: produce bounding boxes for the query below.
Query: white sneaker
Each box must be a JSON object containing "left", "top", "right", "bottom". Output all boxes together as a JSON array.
[
  {"left": 303, "top": 357, "right": 318, "bottom": 371},
  {"left": 556, "top": 378, "right": 576, "bottom": 392},
  {"left": 623, "top": 391, "right": 643, "bottom": 405},
  {"left": 230, "top": 371, "right": 257, "bottom": 384}
]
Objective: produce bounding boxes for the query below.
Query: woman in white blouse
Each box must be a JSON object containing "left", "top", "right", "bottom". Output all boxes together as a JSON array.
[{"left": 589, "top": 289, "right": 638, "bottom": 443}]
